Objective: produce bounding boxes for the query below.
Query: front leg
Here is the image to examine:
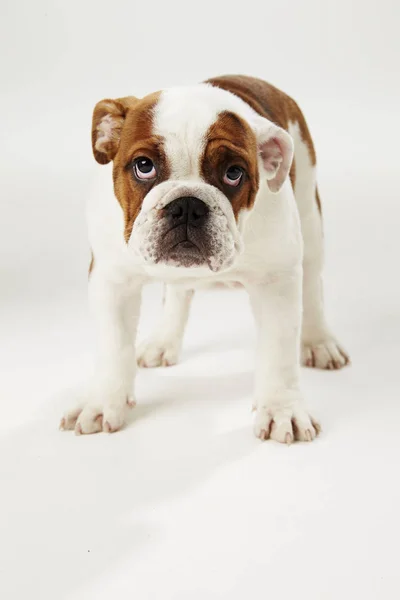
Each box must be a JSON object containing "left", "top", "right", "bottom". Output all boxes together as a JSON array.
[
  {"left": 247, "top": 268, "right": 320, "bottom": 443},
  {"left": 137, "top": 285, "right": 193, "bottom": 368},
  {"left": 60, "top": 267, "right": 143, "bottom": 435}
]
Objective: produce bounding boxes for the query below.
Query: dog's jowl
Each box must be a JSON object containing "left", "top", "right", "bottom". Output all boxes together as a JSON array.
[{"left": 60, "top": 75, "right": 349, "bottom": 442}]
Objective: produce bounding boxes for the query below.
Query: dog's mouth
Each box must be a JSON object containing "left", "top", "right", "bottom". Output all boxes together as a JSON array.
[
  {"left": 167, "top": 240, "right": 205, "bottom": 267},
  {"left": 173, "top": 240, "right": 200, "bottom": 252},
  {"left": 158, "top": 226, "right": 209, "bottom": 268}
]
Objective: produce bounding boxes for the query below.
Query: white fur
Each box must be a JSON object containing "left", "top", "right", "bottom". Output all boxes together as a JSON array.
[
  {"left": 61, "top": 83, "right": 346, "bottom": 439},
  {"left": 288, "top": 122, "right": 349, "bottom": 369},
  {"left": 60, "top": 266, "right": 144, "bottom": 434},
  {"left": 137, "top": 287, "right": 193, "bottom": 367}
]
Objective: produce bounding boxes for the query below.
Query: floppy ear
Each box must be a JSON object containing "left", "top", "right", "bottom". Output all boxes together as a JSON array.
[
  {"left": 253, "top": 117, "right": 294, "bottom": 193},
  {"left": 91, "top": 96, "right": 137, "bottom": 164}
]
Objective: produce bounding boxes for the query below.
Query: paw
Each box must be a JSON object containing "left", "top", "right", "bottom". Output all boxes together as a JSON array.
[
  {"left": 137, "top": 337, "right": 180, "bottom": 368},
  {"left": 254, "top": 400, "right": 320, "bottom": 443},
  {"left": 59, "top": 392, "right": 135, "bottom": 435},
  {"left": 301, "top": 337, "right": 350, "bottom": 370}
]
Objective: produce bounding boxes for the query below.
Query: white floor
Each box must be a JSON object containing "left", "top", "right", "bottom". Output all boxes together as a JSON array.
[{"left": 1, "top": 166, "right": 400, "bottom": 599}]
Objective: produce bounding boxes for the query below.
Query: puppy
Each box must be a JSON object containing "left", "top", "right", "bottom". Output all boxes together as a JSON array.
[{"left": 60, "top": 75, "right": 349, "bottom": 442}]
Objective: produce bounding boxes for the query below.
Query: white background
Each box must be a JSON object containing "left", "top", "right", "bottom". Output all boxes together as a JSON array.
[{"left": 1, "top": 1, "right": 400, "bottom": 598}]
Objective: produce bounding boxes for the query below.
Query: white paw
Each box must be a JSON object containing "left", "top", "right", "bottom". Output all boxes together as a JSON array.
[
  {"left": 59, "top": 390, "right": 135, "bottom": 435},
  {"left": 137, "top": 337, "right": 180, "bottom": 368},
  {"left": 253, "top": 396, "right": 320, "bottom": 443},
  {"left": 301, "top": 336, "right": 350, "bottom": 370}
]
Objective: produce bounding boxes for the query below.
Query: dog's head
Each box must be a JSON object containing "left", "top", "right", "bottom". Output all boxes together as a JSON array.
[{"left": 91, "top": 85, "right": 293, "bottom": 273}]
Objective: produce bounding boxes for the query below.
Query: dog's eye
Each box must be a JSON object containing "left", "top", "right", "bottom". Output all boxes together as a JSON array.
[
  {"left": 134, "top": 157, "right": 156, "bottom": 180},
  {"left": 223, "top": 166, "right": 243, "bottom": 187}
]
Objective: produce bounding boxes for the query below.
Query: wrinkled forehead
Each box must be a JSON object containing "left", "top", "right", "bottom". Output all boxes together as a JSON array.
[
  {"left": 152, "top": 84, "right": 257, "bottom": 177},
  {"left": 116, "top": 84, "right": 258, "bottom": 178}
]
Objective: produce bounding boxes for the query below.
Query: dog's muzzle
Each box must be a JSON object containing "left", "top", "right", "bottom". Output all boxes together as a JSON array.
[
  {"left": 159, "top": 196, "right": 211, "bottom": 267},
  {"left": 130, "top": 181, "right": 242, "bottom": 272}
]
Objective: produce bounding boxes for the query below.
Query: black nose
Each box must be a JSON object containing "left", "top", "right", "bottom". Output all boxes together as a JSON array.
[{"left": 165, "top": 196, "right": 209, "bottom": 228}]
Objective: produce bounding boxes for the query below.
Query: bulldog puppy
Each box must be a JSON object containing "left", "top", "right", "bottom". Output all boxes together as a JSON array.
[{"left": 60, "top": 75, "right": 349, "bottom": 442}]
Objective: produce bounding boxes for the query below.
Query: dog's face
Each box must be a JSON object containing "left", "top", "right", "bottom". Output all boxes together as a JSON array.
[{"left": 91, "top": 85, "right": 293, "bottom": 273}]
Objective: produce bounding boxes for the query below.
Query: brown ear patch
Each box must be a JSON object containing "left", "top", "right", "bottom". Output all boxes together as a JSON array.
[
  {"left": 206, "top": 75, "right": 318, "bottom": 198},
  {"left": 91, "top": 96, "right": 138, "bottom": 164},
  {"left": 201, "top": 111, "right": 259, "bottom": 219}
]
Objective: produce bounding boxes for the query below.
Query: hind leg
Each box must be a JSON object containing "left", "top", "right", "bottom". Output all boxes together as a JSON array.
[
  {"left": 137, "top": 285, "right": 193, "bottom": 367},
  {"left": 291, "top": 124, "right": 349, "bottom": 369},
  {"left": 301, "top": 215, "right": 349, "bottom": 369}
]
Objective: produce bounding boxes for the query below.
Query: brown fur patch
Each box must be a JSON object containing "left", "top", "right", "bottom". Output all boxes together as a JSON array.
[
  {"left": 206, "top": 75, "right": 320, "bottom": 211},
  {"left": 92, "top": 92, "right": 170, "bottom": 241},
  {"left": 201, "top": 111, "right": 259, "bottom": 219},
  {"left": 113, "top": 93, "right": 168, "bottom": 241}
]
